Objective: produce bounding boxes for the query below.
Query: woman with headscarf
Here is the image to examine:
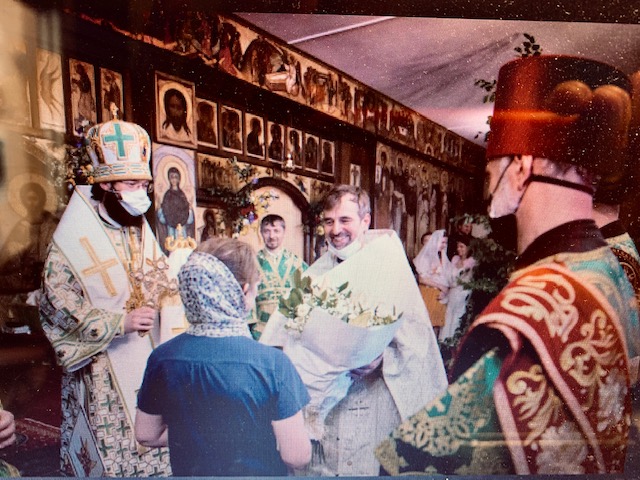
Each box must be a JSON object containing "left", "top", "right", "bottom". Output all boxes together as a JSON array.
[
  {"left": 135, "top": 238, "right": 311, "bottom": 476},
  {"left": 413, "top": 229, "right": 449, "bottom": 336},
  {"left": 439, "top": 234, "right": 475, "bottom": 341}
]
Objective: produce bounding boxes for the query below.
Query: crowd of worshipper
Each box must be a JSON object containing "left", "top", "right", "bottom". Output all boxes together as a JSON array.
[{"left": 1, "top": 54, "right": 640, "bottom": 477}]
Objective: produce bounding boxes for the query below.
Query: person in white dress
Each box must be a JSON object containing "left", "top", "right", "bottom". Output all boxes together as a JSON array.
[
  {"left": 439, "top": 234, "right": 475, "bottom": 341},
  {"left": 413, "top": 229, "right": 449, "bottom": 335}
]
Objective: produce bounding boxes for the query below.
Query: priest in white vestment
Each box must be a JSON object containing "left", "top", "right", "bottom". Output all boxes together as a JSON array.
[
  {"left": 39, "top": 119, "right": 178, "bottom": 476},
  {"left": 298, "top": 184, "right": 447, "bottom": 476}
]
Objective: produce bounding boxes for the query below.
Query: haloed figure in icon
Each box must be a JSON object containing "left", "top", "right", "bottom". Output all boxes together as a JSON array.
[{"left": 158, "top": 166, "right": 195, "bottom": 243}]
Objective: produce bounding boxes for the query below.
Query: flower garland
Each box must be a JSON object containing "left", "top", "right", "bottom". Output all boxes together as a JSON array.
[
  {"left": 65, "top": 124, "right": 95, "bottom": 189},
  {"left": 204, "top": 156, "right": 278, "bottom": 237}
]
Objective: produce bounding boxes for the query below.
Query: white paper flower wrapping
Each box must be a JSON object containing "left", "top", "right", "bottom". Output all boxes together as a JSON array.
[
  {"left": 262, "top": 230, "right": 448, "bottom": 441},
  {"left": 262, "top": 307, "right": 402, "bottom": 439}
]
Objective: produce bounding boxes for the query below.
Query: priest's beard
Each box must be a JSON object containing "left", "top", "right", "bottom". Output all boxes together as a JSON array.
[{"left": 102, "top": 190, "right": 144, "bottom": 228}]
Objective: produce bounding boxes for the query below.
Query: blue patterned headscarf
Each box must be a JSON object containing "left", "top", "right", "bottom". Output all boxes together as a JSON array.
[{"left": 178, "top": 251, "right": 251, "bottom": 338}]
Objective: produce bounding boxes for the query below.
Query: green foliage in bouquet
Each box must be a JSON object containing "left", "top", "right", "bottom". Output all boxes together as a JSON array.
[
  {"left": 279, "top": 268, "right": 401, "bottom": 332},
  {"left": 439, "top": 214, "right": 517, "bottom": 370}
]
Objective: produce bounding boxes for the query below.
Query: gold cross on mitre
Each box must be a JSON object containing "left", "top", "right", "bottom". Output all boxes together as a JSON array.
[{"left": 80, "top": 237, "right": 119, "bottom": 297}]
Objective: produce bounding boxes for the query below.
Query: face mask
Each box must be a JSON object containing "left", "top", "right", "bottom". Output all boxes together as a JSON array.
[
  {"left": 118, "top": 189, "right": 151, "bottom": 216},
  {"left": 327, "top": 236, "right": 363, "bottom": 261}
]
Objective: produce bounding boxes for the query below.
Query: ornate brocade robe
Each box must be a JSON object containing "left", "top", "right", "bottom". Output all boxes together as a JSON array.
[
  {"left": 39, "top": 187, "right": 176, "bottom": 477},
  {"left": 252, "top": 248, "right": 307, "bottom": 339},
  {"left": 601, "top": 220, "right": 640, "bottom": 382},
  {"left": 0, "top": 459, "right": 19, "bottom": 477},
  {"left": 376, "top": 220, "right": 638, "bottom": 475}
]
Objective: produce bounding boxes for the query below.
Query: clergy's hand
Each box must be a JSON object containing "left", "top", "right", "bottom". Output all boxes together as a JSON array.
[
  {"left": 124, "top": 306, "right": 157, "bottom": 334},
  {"left": 349, "top": 354, "right": 383, "bottom": 380},
  {"left": 0, "top": 410, "right": 16, "bottom": 449}
]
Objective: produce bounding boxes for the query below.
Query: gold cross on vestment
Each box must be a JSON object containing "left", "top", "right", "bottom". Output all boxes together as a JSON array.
[{"left": 80, "top": 237, "right": 119, "bottom": 297}]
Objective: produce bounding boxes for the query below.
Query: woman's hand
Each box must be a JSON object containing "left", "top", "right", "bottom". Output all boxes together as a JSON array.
[{"left": 134, "top": 408, "right": 168, "bottom": 447}]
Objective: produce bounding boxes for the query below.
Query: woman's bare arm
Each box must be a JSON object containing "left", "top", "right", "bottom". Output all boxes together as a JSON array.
[
  {"left": 134, "top": 408, "right": 168, "bottom": 447},
  {"left": 272, "top": 410, "right": 311, "bottom": 470}
]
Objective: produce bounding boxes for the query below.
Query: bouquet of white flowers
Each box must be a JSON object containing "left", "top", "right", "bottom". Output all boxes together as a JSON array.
[
  {"left": 262, "top": 268, "right": 403, "bottom": 440},
  {"left": 279, "top": 269, "right": 401, "bottom": 332}
]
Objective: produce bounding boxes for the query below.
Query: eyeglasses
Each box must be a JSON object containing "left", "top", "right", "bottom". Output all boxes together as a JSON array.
[{"left": 114, "top": 180, "right": 153, "bottom": 193}]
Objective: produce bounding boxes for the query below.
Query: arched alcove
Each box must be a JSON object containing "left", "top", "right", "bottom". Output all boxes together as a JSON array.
[{"left": 238, "top": 177, "right": 313, "bottom": 263}]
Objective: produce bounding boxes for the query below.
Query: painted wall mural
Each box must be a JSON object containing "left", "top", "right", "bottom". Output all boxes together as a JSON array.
[
  {"left": 0, "top": 134, "right": 67, "bottom": 332},
  {"left": 77, "top": 9, "right": 481, "bottom": 172},
  {"left": 36, "top": 49, "right": 65, "bottom": 132},
  {"left": 374, "top": 142, "right": 477, "bottom": 258}
]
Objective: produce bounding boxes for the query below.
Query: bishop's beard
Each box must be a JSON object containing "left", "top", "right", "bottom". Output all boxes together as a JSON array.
[{"left": 102, "top": 190, "right": 144, "bottom": 228}]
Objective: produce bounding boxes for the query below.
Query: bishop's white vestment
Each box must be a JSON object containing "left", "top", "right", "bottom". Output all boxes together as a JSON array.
[
  {"left": 298, "top": 230, "right": 448, "bottom": 476},
  {"left": 39, "top": 186, "right": 177, "bottom": 477}
]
